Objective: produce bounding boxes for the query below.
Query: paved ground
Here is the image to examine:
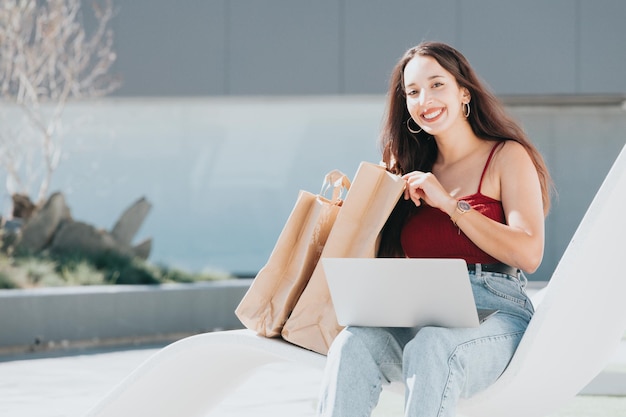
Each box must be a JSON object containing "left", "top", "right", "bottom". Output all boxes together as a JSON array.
[{"left": 0, "top": 339, "right": 625, "bottom": 417}]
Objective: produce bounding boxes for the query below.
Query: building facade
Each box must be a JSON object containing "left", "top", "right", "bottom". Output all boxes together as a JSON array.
[{"left": 4, "top": 1, "right": 626, "bottom": 280}]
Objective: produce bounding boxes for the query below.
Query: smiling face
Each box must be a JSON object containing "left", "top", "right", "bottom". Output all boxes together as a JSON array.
[{"left": 403, "top": 55, "right": 470, "bottom": 137}]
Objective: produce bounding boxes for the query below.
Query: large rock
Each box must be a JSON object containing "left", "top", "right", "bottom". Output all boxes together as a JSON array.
[
  {"left": 50, "top": 220, "right": 132, "bottom": 258},
  {"left": 10, "top": 193, "right": 153, "bottom": 262},
  {"left": 131, "top": 238, "right": 152, "bottom": 260},
  {"left": 17, "top": 192, "right": 72, "bottom": 253},
  {"left": 11, "top": 193, "right": 36, "bottom": 220},
  {"left": 49, "top": 197, "right": 152, "bottom": 260},
  {"left": 111, "top": 197, "right": 152, "bottom": 246}
]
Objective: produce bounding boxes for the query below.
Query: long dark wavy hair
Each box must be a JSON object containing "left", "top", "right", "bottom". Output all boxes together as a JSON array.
[{"left": 378, "top": 41, "right": 553, "bottom": 257}]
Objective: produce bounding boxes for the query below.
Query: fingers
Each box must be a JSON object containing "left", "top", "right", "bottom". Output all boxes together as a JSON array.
[
  {"left": 402, "top": 171, "right": 446, "bottom": 208},
  {"left": 402, "top": 172, "right": 424, "bottom": 206}
]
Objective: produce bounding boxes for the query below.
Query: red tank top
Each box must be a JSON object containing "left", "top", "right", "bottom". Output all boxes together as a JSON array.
[{"left": 400, "top": 142, "right": 505, "bottom": 264}]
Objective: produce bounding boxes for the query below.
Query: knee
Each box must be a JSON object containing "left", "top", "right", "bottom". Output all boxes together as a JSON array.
[
  {"left": 403, "top": 327, "right": 458, "bottom": 366},
  {"left": 328, "top": 327, "right": 369, "bottom": 359},
  {"left": 328, "top": 326, "right": 390, "bottom": 362}
]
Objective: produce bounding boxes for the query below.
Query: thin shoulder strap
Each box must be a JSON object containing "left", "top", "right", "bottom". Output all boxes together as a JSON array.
[{"left": 477, "top": 141, "right": 504, "bottom": 194}]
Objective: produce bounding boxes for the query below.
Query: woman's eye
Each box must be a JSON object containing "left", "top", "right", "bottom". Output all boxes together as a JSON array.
[
  {"left": 432, "top": 82, "right": 443, "bottom": 88},
  {"left": 406, "top": 89, "right": 419, "bottom": 96}
]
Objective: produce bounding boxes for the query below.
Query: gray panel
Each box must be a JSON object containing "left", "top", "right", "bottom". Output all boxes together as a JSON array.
[
  {"left": 109, "top": 1, "right": 227, "bottom": 96},
  {"left": 9, "top": 98, "right": 624, "bottom": 279},
  {"left": 228, "top": 1, "right": 341, "bottom": 95},
  {"left": 579, "top": 0, "right": 626, "bottom": 93},
  {"left": 459, "top": 0, "right": 577, "bottom": 95},
  {"left": 343, "top": 0, "right": 458, "bottom": 94},
  {"left": 545, "top": 109, "right": 626, "bottom": 279},
  {"left": 511, "top": 106, "right": 626, "bottom": 280},
  {"left": 88, "top": 1, "right": 626, "bottom": 97},
  {"left": 0, "top": 282, "right": 249, "bottom": 350}
]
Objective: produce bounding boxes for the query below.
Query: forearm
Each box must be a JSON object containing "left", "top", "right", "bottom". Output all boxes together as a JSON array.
[{"left": 452, "top": 208, "right": 544, "bottom": 273}]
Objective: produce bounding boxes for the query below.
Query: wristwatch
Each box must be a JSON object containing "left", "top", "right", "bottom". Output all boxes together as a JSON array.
[{"left": 451, "top": 200, "right": 471, "bottom": 225}]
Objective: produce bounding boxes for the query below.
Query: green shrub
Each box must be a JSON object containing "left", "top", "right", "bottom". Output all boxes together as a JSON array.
[
  {"left": 0, "top": 250, "right": 233, "bottom": 289},
  {"left": 0, "top": 271, "right": 19, "bottom": 289},
  {"left": 14, "top": 257, "right": 58, "bottom": 285},
  {"left": 58, "top": 261, "right": 106, "bottom": 286}
]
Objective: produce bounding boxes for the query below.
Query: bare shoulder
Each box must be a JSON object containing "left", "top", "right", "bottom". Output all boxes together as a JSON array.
[
  {"left": 496, "top": 140, "right": 530, "bottom": 159},
  {"left": 493, "top": 140, "right": 535, "bottom": 171}
]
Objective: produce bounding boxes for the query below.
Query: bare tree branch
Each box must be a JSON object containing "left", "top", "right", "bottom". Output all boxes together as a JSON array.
[{"left": 0, "top": 0, "right": 120, "bottom": 207}]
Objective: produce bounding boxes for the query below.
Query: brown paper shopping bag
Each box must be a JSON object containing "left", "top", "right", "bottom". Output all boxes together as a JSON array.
[
  {"left": 281, "top": 162, "right": 405, "bottom": 354},
  {"left": 235, "top": 169, "right": 350, "bottom": 337}
]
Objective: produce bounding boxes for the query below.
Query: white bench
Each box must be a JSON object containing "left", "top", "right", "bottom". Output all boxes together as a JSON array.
[{"left": 85, "top": 144, "right": 626, "bottom": 417}]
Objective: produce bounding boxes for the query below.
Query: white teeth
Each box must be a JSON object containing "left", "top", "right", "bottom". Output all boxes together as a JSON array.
[{"left": 423, "top": 109, "right": 442, "bottom": 120}]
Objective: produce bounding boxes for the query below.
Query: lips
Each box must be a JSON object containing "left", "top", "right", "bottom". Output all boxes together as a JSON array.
[{"left": 420, "top": 107, "right": 445, "bottom": 123}]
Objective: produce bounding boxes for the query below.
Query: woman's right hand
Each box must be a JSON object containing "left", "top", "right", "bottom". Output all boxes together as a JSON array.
[{"left": 402, "top": 171, "right": 456, "bottom": 215}]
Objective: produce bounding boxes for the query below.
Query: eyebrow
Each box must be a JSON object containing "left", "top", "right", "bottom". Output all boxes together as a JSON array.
[{"left": 404, "top": 75, "right": 445, "bottom": 88}]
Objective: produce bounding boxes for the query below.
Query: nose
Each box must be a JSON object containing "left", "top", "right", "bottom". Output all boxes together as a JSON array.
[{"left": 418, "top": 89, "right": 430, "bottom": 106}]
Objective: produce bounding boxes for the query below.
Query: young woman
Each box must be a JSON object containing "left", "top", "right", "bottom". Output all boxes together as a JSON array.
[{"left": 316, "top": 42, "right": 552, "bottom": 417}]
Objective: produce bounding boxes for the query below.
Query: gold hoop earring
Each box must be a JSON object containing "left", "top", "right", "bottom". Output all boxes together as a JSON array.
[
  {"left": 463, "top": 102, "right": 471, "bottom": 118},
  {"left": 406, "top": 118, "right": 422, "bottom": 134}
]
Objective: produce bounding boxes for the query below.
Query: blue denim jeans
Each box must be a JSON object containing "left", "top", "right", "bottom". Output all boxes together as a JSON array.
[{"left": 317, "top": 268, "right": 534, "bottom": 417}]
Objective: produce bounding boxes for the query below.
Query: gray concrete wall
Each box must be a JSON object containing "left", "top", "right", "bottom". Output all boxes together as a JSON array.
[
  {"left": 4, "top": 1, "right": 626, "bottom": 280},
  {"left": 0, "top": 280, "right": 250, "bottom": 354},
  {"left": 1, "top": 97, "right": 623, "bottom": 281},
  {"left": 104, "top": 0, "right": 626, "bottom": 97},
  {"left": 515, "top": 105, "right": 626, "bottom": 280}
]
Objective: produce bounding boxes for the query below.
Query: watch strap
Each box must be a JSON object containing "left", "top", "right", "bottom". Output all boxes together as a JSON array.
[{"left": 450, "top": 200, "right": 471, "bottom": 225}]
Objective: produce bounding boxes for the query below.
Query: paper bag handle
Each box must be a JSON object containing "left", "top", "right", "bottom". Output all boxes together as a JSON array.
[{"left": 320, "top": 169, "right": 351, "bottom": 201}]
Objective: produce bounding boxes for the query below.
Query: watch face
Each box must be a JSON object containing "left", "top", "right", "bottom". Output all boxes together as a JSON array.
[{"left": 458, "top": 200, "right": 471, "bottom": 212}]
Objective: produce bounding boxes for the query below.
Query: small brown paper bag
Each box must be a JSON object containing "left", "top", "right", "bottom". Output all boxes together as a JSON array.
[
  {"left": 235, "top": 170, "right": 350, "bottom": 337},
  {"left": 281, "top": 162, "right": 405, "bottom": 354}
]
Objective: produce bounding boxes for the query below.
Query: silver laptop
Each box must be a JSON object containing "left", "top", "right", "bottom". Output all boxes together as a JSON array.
[{"left": 322, "top": 258, "right": 497, "bottom": 328}]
